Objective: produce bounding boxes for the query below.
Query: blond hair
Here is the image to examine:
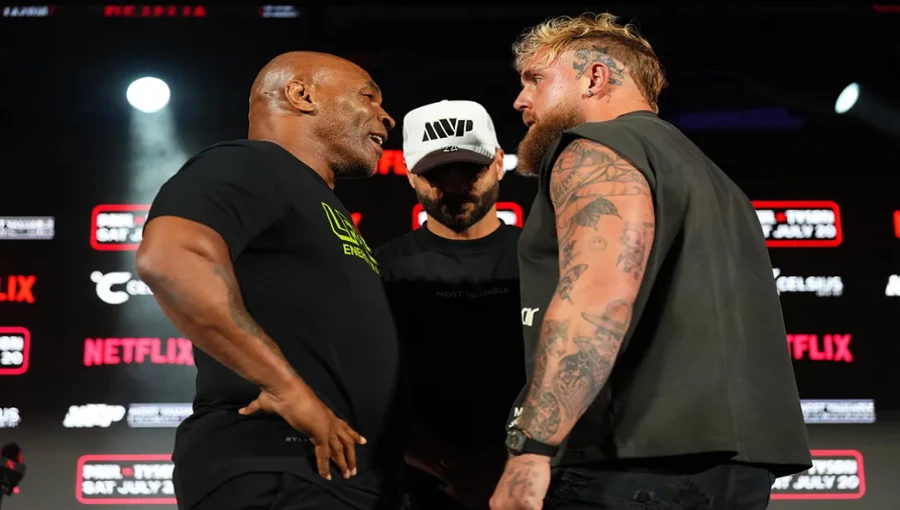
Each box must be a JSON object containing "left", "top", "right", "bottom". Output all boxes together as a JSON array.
[{"left": 513, "top": 13, "right": 667, "bottom": 110}]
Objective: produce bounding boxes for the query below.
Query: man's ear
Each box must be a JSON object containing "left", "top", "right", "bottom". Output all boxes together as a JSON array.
[
  {"left": 494, "top": 148, "right": 506, "bottom": 181},
  {"left": 284, "top": 80, "right": 317, "bottom": 114}
]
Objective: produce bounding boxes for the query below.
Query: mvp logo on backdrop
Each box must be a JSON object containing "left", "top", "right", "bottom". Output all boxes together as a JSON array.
[
  {"left": 91, "top": 271, "right": 153, "bottom": 304},
  {"left": 753, "top": 200, "right": 842, "bottom": 247},
  {"left": 76, "top": 454, "right": 176, "bottom": 505},
  {"left": 63, "top": 403, "right": 192, "bottom": 428},
  {"left": 411, "top": 202, "right": 524, "bottom": 229},
  {"left": 91, "top": 204, "right": 150, "bottom": 251},
  {"left": 771, "top": 450, "right": 865, "bottom": 500},
  {"left": 0, "top": 326, "right": 30, "bottom": 375}
]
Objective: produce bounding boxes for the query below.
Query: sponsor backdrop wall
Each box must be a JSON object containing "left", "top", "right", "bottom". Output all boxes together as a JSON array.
[{"left": 2, "top": 6, "right": 899, "bottom": 509}]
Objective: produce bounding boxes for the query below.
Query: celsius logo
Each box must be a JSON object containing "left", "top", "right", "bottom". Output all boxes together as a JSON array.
[
  {"left": 412, "top": 202, "right": 524, "bottom": 229},
  {"left": 91, "top": 271, "right": 153, "bottom": 305},
  {"left": 752, "top": 201, "right": 842, "bottom": 248},
  {"left": 90, "top": 204, "right": 150, "bottom": 251},
  {"left": 772, "top": 269, "right": 843, "bottom": 297}
]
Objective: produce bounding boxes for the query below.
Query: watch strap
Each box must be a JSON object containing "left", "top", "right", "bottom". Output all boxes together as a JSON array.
[{"left": 521, "top": 436, "right": 559, "bottom": 457}]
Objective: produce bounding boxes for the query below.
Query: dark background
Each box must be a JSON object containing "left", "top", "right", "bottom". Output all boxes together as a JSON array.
[{"left": 0, "top": 3, "right": 898, "bottom": 509}]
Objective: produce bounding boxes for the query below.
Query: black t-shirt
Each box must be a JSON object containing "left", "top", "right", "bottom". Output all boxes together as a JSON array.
[
  {"left": 375, "top": 223, "right": 524, "bottom": 454},
  {"left": 515, "top": 112, "right": 812, "bottom": 476},
  {"left": 146, "top": 140, "right": 402, "bottom": 509}
]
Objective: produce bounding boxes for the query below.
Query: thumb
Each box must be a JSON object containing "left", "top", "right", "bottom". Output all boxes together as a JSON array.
[{"left": 238, "top": 398, "right": 262, "bottom": 415}]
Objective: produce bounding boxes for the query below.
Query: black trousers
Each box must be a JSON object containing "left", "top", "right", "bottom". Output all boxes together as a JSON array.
[
  {"left": 544, "top": 463, "right": 775, "bottom": 510},
  {"left": 189, "top": 472, "right": 363, "bottom": 510}
]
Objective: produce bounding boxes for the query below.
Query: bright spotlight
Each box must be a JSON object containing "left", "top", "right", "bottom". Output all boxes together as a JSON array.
[
  {"left": 835, "top": 82, "right": 859, "bottom": 114},
  {"left": 126, "top": 77, "right": 170, "bottom": 113}
]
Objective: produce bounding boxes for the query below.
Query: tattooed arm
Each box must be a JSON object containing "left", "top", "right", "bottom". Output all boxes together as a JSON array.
[
  {"left": 516, "top": 138, "right": 655, "bottom": 445},
  {"left": 136, "top": 216, "right": 305, "bottom": 395}
]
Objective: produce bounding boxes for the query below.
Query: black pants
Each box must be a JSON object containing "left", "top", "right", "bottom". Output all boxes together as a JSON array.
[
  {"left": 544, "top": 463, "right": 775, "bottom": 510},
  {"left": 190, "top": 472, "right": 363, "bottom": 510}
]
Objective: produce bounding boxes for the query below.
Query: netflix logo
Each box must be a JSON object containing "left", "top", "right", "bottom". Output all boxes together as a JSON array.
[
  {"left": 0, "top": 275, "right": 36, "bottom": 303},
  {"left": 787, "top": 334, "right": 853, "bottom": 363},
  {"left": 83, "top": 338, "right": 194, "bottom": 367}
]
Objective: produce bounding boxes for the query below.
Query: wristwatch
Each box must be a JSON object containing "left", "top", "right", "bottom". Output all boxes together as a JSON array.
[{"left": 505, "top": 426, "right": 559, "bottom": 458}]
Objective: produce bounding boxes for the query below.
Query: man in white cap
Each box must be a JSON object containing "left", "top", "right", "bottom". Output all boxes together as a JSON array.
[{"left": 375, "top": 100, "right": 525, "bottom": 510}]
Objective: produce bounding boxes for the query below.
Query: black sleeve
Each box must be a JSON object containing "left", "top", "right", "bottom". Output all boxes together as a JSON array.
[{"left": 147, "top": 144, "right": 288, "bottom": 260}]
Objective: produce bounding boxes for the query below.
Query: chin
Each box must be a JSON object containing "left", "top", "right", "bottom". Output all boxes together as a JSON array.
[{"left": 334, "top": 159, "right": 377, "bottom": 180}]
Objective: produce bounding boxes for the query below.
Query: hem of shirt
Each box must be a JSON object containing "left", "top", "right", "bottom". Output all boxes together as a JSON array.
[{"left": 559, "top": 444, "right": 813, "bottom": 477}]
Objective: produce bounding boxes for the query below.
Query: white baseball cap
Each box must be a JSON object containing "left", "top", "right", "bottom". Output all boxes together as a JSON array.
[{"left": 402, "top": 100, "right": 500, "bottom": 175}]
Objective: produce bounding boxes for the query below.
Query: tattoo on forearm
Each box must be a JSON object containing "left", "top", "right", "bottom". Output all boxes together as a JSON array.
[
  {"left": 504, "top": 460, "right": 540, "bottom": 499},
  {"left": 561, "top": 240, "right": 577, "bottom": 269},
  {"left": 517, "top": 299, "right": 632, "bottom": 442},
  {"left": 212, "top": 264, "right": 295, "bottom": 372},
  {"left": 617, "top": 222, "right": 654, "bottom": 280},
  {"left": 588, "top": 236, "right": 608, "bottom": 251},
  {"left": 556, "top": 264, "right": 587, "bottom": 302}
]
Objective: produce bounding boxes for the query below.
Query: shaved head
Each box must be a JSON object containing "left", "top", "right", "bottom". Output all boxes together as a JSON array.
[
  {"left": 246, "top": 51, "right": 395, "bottom": 184},
  {"left": 250, "top": 51, "right": 361, "bottom": 115}
]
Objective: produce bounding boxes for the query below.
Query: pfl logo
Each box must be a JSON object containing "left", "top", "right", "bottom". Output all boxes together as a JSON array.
[
  {"left": 412, "top": 202, "right": 523, "bottom": 229},
  {"left": 91, "top": 271, "right": 153, "bottom": 305},
  {"left": 90, "top": 204, "right": 150, "bottom": 251}
]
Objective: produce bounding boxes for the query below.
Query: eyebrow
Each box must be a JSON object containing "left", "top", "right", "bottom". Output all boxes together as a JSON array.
[
  {"left": 365, "top": 80, "right": 382, "bottom": 97},
  {"left": 520, "top": 69, "right": 536, "bottom": 85}
]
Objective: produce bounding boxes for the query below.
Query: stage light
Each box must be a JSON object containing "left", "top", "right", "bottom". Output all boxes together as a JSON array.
[
  {"left": 835, "top": 82, "right": 859, "bottom": 114},
  {"left": 126, "top": 77, "right": 170, "bottom": 113}
]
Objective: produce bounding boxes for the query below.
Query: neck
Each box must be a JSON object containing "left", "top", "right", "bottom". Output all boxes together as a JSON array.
[
  {"left": 426, "top": 206, "right": 502, "bottom": 240},
  {"left": 584, "top": 96, "right": 654, "bottom": 123},
  {"left": 249, "top": 116, "right": 336, "bottom": 188}
]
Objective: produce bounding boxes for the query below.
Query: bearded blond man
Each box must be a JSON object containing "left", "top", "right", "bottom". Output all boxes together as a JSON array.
[{"left": 491, "top": 13, "right": 811, "bottom": 510}]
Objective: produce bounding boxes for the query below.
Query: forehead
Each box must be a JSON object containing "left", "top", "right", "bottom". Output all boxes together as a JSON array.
[{"left": 519, "top": 49, "right": 570, "bottom": 79}]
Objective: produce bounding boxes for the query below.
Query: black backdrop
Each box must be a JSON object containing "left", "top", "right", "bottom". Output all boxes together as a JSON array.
[{"left": 1, "top": 4, "right": 898, "bottom": 509}]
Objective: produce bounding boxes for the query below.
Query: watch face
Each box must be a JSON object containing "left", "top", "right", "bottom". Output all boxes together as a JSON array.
[{"left": 505, "top": 428, "right": 527, "bottom": 452}]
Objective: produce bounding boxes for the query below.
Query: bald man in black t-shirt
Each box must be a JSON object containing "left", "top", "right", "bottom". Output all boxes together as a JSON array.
[{"left": 136, "top": 52, "right": 402, "bottom": 510}]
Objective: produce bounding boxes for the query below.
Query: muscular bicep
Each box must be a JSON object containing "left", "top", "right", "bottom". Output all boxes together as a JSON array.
[
  {"left": 138, "top": 216, "right": 232, "bottom": 272},
  {"left": 549, "top": 138, "right": 656, "bottom": 302}
]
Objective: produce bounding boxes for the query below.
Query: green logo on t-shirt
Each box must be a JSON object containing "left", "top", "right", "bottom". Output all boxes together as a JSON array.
[{"left": 321, "top": 202, "right": 380, "bottom": 275}]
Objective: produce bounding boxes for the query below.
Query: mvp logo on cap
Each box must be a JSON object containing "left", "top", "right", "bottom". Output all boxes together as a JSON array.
[{"left": 403, "top": 100, "right": 500, "bottom": 175}]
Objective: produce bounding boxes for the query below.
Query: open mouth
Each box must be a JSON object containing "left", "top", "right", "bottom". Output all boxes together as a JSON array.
[{"left": 368, "top": 134, "right": 385, "bottom": 146}]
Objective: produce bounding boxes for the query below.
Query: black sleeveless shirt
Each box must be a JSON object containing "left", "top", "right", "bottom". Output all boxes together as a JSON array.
[{"left": 514, "top": 112, "right": 812, "bottom": 476}]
